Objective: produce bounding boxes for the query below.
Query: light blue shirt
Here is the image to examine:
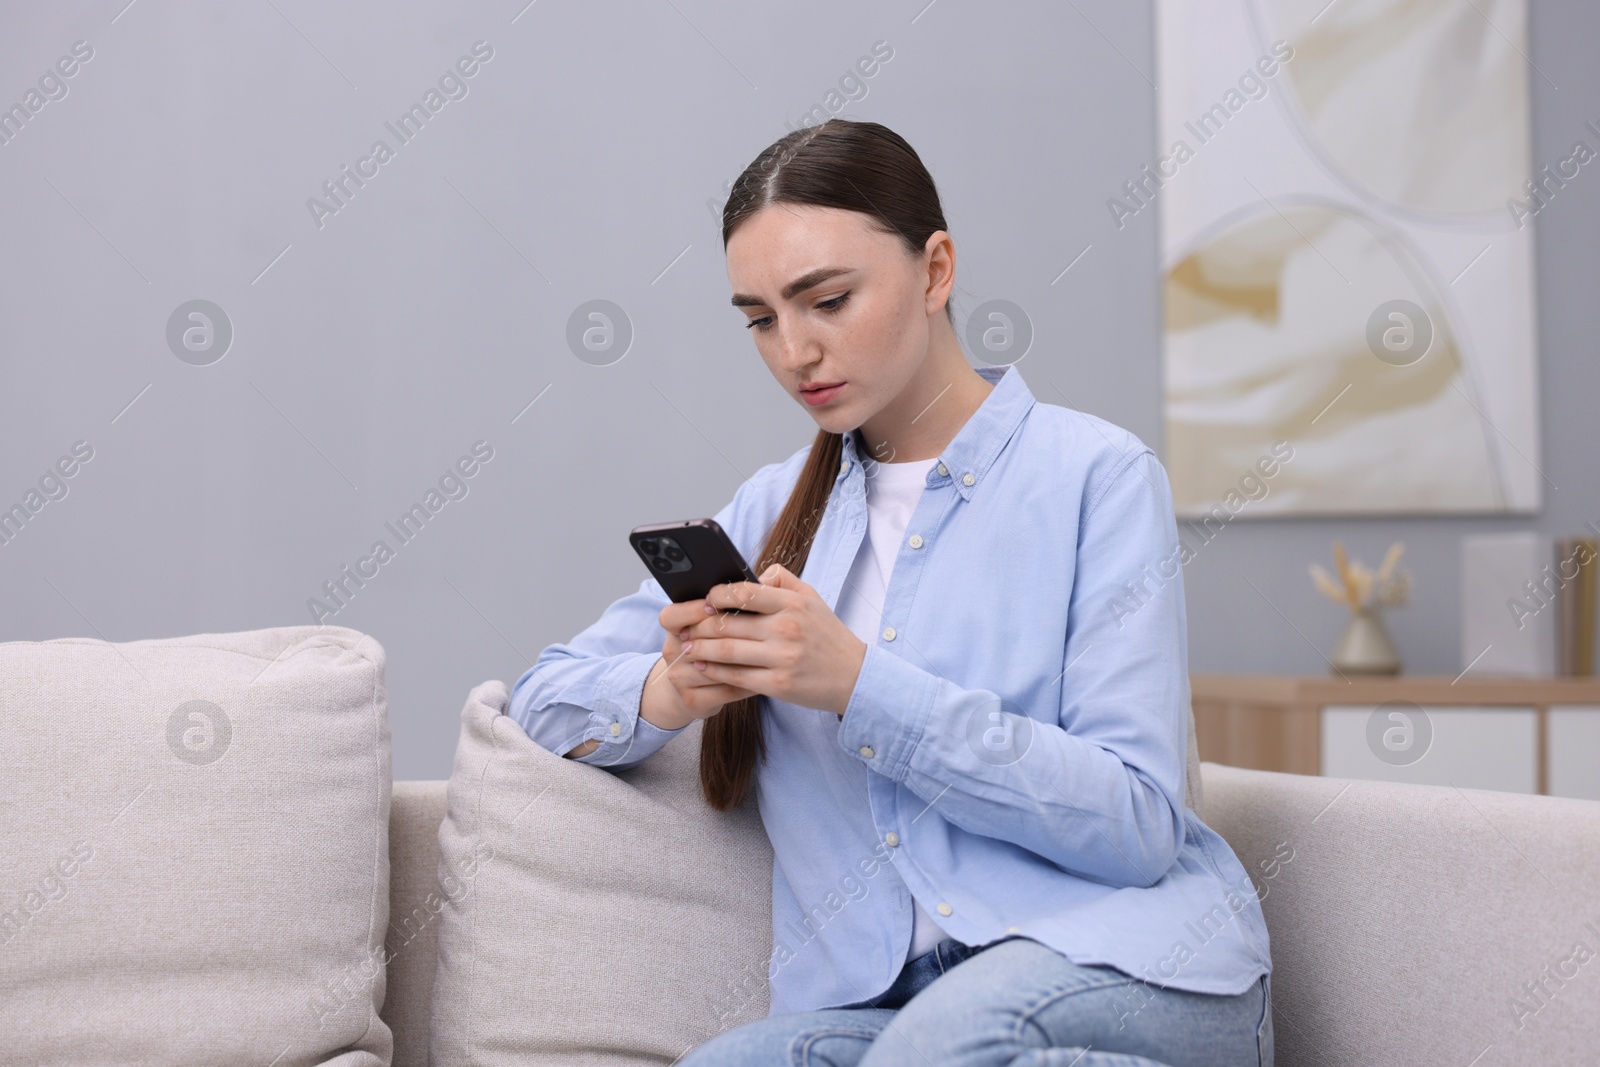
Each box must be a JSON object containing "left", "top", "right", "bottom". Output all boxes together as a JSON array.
[{"left": 509, "top": 362, "right": 1272, "bottom": 1017}]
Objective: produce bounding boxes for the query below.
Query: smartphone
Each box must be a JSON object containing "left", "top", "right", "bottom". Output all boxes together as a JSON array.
[{"left": 629, "top": 518, "right": 761, "bottom": 613}]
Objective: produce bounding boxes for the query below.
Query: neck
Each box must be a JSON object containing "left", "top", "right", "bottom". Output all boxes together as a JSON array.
[{"left": 855, "top": 332, "right": 995, "bottom": 464}]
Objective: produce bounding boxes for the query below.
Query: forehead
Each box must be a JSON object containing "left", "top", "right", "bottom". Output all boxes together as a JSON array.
[{"left": 725, "top": 204, "right": 896, "bottom": 289}]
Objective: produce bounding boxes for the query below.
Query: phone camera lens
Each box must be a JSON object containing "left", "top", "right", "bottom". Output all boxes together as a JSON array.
[
  {"left": 651, "top": 557, "right": 671, "bottom": 572},
  {"left": 640, "top": 540, "right": 660, "bottom": 556},
  {"left": 664, "top": 545, "right": 684, "bottom": 562}
]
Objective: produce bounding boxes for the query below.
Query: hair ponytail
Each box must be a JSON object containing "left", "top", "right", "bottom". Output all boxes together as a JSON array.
[
  {"left": 701, "top": 118, "right": 950, "bottom": 811},
  {"left": 699, "top": 428, "right": 841, "bottom": 810}
]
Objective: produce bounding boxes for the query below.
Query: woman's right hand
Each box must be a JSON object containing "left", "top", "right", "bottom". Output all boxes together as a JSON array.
[
  {"left": 651, "top": 598, "right": 759, "bottom": 725},
  {"left": 565, "top": 598, "right": 758, "bottom": 757}
]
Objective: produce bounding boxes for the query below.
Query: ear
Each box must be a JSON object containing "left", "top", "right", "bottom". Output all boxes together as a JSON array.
[{"left": 922, "top": 229, "right": 956, "bottom": 318}]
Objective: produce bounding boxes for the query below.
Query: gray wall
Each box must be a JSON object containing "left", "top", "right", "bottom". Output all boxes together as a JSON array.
[{"left": 2, "top": 1, "right": 1594, "bottom": 781}]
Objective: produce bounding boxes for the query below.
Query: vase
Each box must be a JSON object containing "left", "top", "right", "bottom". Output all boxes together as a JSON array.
[{"left": 1331, "top": 608, "right": 1402, "bottom": 676}]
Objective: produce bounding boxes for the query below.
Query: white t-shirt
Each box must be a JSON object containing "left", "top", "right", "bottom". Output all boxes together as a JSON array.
[{"left": 831, "top": 450, "right": 951, "bottom": 964}]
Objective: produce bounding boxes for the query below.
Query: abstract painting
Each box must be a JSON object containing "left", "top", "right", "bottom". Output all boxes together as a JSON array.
[{"left": 1152, "top": 0, "right": 1543, "bottom": 516}]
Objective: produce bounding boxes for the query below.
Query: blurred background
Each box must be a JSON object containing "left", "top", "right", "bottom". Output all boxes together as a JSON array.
[{"left": 1, "top": 0, "right": 1595, "bottom": 780}]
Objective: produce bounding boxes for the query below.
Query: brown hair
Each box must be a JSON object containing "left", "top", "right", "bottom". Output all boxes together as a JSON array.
[{"left": 700, "top": 118, "right": 953, "bottom": 810}]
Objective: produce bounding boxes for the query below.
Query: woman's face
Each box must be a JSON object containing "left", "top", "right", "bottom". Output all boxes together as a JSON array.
[{"left": 726, "top": 204, "right": 936, "bottom": 437}]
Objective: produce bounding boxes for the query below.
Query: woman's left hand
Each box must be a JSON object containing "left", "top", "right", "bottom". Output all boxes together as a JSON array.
[{"left": 678, "top": 563, "right": 868, "bottom": 717}]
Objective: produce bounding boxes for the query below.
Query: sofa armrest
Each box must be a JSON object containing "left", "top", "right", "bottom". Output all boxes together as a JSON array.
[{"left": 1198, "top": 761, "right": 1600, "bottom": 1067}]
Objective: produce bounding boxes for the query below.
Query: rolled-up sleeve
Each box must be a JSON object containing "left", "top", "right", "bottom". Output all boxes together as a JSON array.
[
  {"left": 509, "top": 601, "right": 688, "bottom": 769},
  {"left": 836, "top": 449, "right": 1189, "bottom": 888}
]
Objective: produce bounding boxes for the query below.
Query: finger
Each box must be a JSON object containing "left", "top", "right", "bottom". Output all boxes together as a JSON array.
[
  {"left": 694, "top": 658, "right": 760, "bottom": 690},
  {"left": 659, "top": 599, "right": 709, "bottom": 631},
  {"left": 706, "top": 580, "right": 781, "bottom": 614},
  {"left": 758, "top": 563, "right": 810, "bottom": 594},
  {"left": 681, "top": 682, "right": 757, "bottom": 713},
  {"left": 664, "top": 631, "right": 724, "bottom": 673},
  {"left": 667, "top": 656, "right": 756, "bottom": 704},
  {"left": 680, "top": 635, "right": 778, "bottom": 671},
  {"left": 683, "top": 608, "right": 757, "bottom": 641},
  {"left": 658, "top": 644, "right": 720, "bottom": 687},
  {"left": 660, "top": 639, "right": 691, "bottom": 669},
  {"left": 661, "top": 632, "right": 702, "bottom": 673},
  {"left": 677, "top": 663, "right": 754, "bottom": 695}
]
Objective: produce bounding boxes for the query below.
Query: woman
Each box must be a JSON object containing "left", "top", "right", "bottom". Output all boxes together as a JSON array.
[{"left": 510, "top": 118, "right": 1273, "bottom": 1066}]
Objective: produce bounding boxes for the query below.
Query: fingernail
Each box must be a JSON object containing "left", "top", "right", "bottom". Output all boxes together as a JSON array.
[
  {"left": 704, "top": 603, "right": 716, "bottom": 614},
  {"left": 682, "top": 641, "right": 693, "bottom": 653},
  {"left": 694, "top": 661, "right": 706, "bottom": 671}
]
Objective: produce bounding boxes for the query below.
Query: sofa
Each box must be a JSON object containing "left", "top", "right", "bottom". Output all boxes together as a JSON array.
[
  {"left": 382, "top": 768, "right": 1600, "bottom": 1066},
  {"left": 5, "top": 626, "right": 1598, "bottom": 1066}
]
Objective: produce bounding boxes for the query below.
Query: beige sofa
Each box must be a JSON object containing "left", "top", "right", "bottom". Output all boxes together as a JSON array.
[
  {"left": 6, "top": 627, "right": 1596, "bottom": 1065},
  {"left": 384, "top": 761, "right": 1600, "bottom": 1066}
]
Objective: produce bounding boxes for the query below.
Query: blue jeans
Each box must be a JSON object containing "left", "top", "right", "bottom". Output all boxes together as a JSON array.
[{"left": 679, "top": 935, "right": 1272, "bottom": 1067}]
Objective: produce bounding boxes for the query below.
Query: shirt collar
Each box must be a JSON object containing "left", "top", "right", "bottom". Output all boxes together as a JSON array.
[{"left": 839, "top": 363, "right": 1035, "bottom": 501}]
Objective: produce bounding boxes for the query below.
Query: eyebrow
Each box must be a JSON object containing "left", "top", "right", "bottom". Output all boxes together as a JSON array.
[{"left": 730, "top": 267, "right": 854, "bottom": 308}]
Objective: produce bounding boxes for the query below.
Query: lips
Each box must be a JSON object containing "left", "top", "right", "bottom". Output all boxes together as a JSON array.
[
  {"left": 800, "top": 381, "right": 846, "bottom": 406},
  {"left": 801, "top": 381, "right": 844, "bottom": 393}
]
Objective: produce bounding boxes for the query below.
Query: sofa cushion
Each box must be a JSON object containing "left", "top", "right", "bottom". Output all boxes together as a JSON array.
[
  {"left": 0, "top": 626, "right": 393, "bottom": 1066},
  {"left": 381, "top": 781, "right": 449, "bottom": 1067},
  {"left": 429, "top": 680, "right": 773, "bottom": 1066},
  {"left": 1200, "top": 761, "right": 1600, "bottom": 1066}
]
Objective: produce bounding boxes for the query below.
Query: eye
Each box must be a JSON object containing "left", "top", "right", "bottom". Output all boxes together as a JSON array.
[{"left": 743, "top": 292, "right": 850, "bottom": 332}]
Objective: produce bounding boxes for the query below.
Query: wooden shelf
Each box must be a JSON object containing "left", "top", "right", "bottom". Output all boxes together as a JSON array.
[
  {"left": 1190, "top": 674, "right": 1600, "bottom": 795},
  {"left": 1192, "top": 674, "right": 1600, "bottom": 706}
]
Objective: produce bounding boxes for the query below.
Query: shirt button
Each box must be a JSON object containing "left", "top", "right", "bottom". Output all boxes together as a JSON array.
[
  {"left": 840, "top": 459, "right": 848, "bottom": 473},
  {"left": 609, "top": 722, "right": 621, "bottom": 736},
  {"left": 881, "top": 626, "right": 896, "bottom": 641},
  {"left": 937, "top": 462, "right": 948, "bottom": 476},
  {"left": 961, "top": 473, "right": 975, "bottom": 486},
  {"left": 936, "top": 902, "right": 953, "bottom": 917},
  {"left": 859, "top": 744, "right": 875, "bottom": 758},
  {"left": 908, "top": 534, "right": 923, "bottom": 549},
  {"left": 885, "top": 832, "right": 899, "bottom": 847}
]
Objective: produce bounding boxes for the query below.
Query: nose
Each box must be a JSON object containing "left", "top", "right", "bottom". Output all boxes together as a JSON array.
[{"left": 774, "top": 319, "right": 819, "bottom": 378}]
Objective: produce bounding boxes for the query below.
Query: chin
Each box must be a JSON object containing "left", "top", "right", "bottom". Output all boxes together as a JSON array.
[{"left": 807, "top": 409, "right": 856, "bottom": 435}]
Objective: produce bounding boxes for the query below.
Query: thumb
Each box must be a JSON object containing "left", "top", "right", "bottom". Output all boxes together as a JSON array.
[{"left": 760, "top": 563, "right": 815, "bottom": 598}]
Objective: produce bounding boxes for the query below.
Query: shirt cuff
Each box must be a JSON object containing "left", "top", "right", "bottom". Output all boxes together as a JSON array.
[
  {"left": 572, "top": 652, "right": 689, "bottom": 767},
  {"left": 836, "top": 643, "right": 939, "bottom": 781}
]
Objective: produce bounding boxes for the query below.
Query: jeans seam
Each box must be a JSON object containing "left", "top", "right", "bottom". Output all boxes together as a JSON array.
[
  {"left": 789, "top": 1026, "right": 884, "bottom": 1067},
  {"left": 1010, "top": 973, "right": 1139, "bottom": 1045},
  {"left": 1255, "top": 974, "right": 1272, "bottom": 1067}
]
